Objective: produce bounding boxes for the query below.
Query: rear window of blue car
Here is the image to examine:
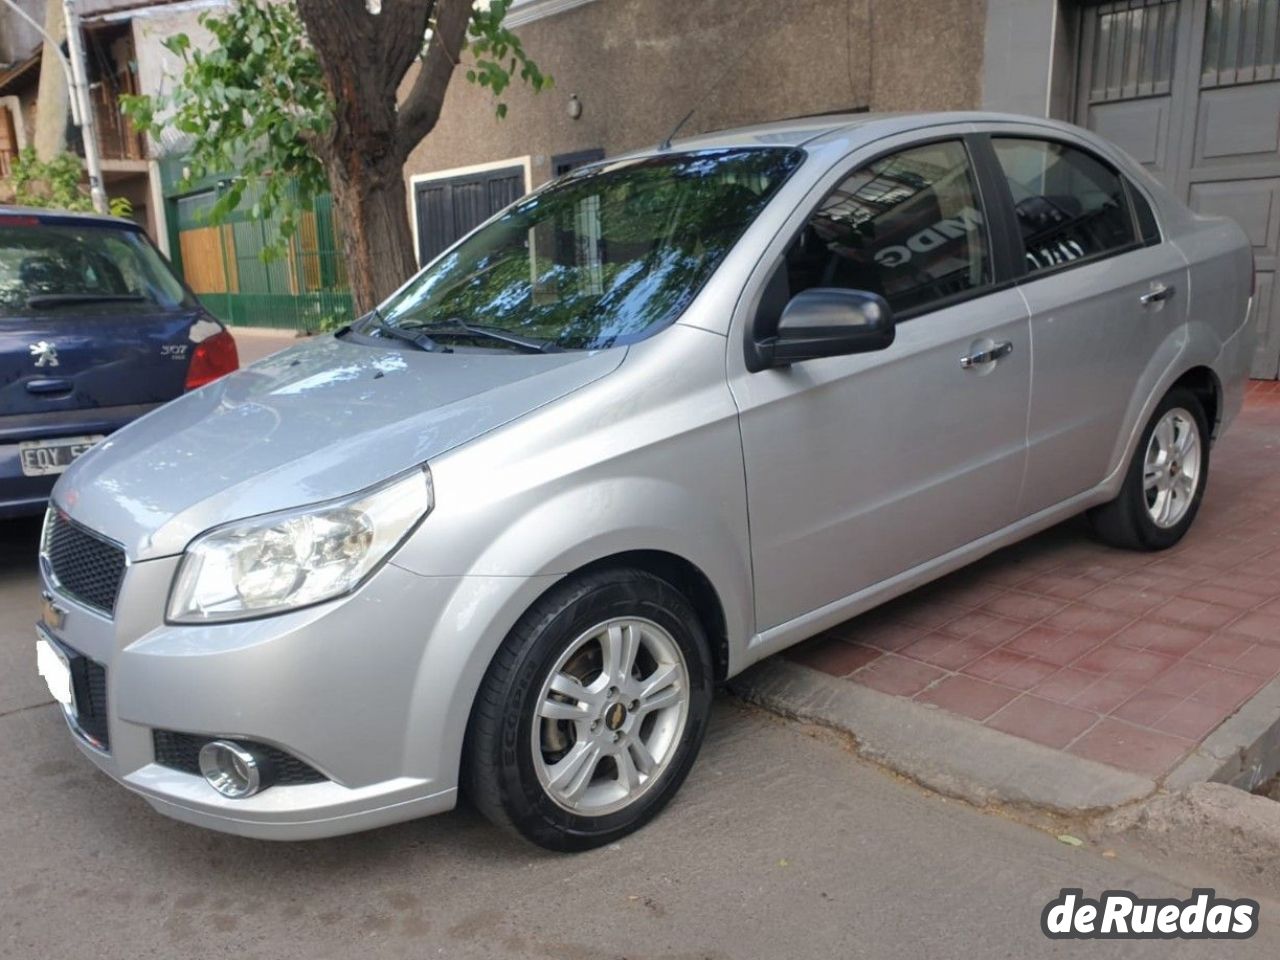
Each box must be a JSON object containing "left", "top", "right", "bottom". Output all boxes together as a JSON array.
[{"left": 0, "top": 221, "right": 194, "bottom": 318}]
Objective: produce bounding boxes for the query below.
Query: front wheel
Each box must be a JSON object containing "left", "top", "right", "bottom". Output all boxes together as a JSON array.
[
  {"left": 463, "top": 569, "right": 713, "bottom": 851},
  {"left": 1089, "top": 387, "right": 1210, "bottom": 551}
]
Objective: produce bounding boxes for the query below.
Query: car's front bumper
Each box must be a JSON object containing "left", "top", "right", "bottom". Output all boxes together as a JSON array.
[{"left": 38, "top": 547, "right": 556, "bottom": 840}]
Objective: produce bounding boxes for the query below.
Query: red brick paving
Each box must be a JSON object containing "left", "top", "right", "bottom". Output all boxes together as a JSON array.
[{"left": 785, "top": 384, "right": 1280, "bottom": 780}]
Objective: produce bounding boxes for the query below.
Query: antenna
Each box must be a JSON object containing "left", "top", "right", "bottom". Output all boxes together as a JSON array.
[
  {"left": 656, "top": 36, "right": 754, "bottom": 152},
  {"left": 659, "top": 108, "right": 696, "bottom": 152}
]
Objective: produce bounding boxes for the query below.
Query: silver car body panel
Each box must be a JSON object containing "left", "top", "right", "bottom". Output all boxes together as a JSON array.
[
  {"left": 42, "top": 112, "right": 1255, "bottom": 838},
  {"left": 55, "top": 337, "right": 625, "bottom": 560}
]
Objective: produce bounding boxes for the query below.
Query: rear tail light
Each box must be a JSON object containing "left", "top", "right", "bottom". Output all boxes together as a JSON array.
[{"left": 185, "top": 329, "right": 239, "bottom": 391}]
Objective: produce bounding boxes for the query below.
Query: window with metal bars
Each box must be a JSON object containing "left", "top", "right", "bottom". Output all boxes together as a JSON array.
[
  {"left": 1202, "top": 0, "right": 1280, "bottom": 87},
  {"left": 1086, "top": 0, "right": 1181, "bottom": 103}
]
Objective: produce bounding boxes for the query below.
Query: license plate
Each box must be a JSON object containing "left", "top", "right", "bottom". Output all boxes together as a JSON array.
[
  {"left": 18, "top": 435, "right": 104, "bottom": 477},
  {"left": 36, "top": 636, "right": 74, "bottom": 711}
]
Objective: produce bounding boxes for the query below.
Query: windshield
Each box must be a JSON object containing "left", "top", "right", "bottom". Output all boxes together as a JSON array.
[
  {"left": 0, "top": 221, "right": 195, "bottom": 318},
  {"left": 375, "top": 147, "right": 804, "bottom": 350}
]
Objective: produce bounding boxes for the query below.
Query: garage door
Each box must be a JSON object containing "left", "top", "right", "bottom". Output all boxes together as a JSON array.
[
  {"left": 1077, "top": 0, "right": 1280, "bottom": 378},
  {"left": 413, "top": 165, "right": 526, "bottom": 266}
]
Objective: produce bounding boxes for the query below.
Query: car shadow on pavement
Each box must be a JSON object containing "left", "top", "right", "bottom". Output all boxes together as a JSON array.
[{"left": 0, "top": 515, "right": 41, "bottom": 574}]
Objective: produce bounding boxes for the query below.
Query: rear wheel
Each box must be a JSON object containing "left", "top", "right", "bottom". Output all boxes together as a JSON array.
[
  {"left": 463, "top": 568, "right": 713, "bottom": 851},
  {"left": 1089, "top": 387, "right": 1209, "bottom": 551}
]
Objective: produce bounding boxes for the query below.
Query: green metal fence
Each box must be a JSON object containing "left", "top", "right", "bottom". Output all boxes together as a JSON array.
[{"left": 166, "top": 166, "right": 353, "bottom": 330}]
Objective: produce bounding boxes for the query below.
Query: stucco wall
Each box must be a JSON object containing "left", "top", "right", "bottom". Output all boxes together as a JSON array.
[
  {"left": 0, "top": 0, "right": 44, "bottom": 62},
  {"left": 131, "top": 2, "right": 229, "bottom": 151},
  {"left": 403, "top": 0, "right": 987, "bottom": 189}
]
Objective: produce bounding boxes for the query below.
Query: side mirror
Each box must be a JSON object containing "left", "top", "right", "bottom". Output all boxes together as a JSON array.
[{"left": 756, "top": 288, "right": 895, "bottom": 368}]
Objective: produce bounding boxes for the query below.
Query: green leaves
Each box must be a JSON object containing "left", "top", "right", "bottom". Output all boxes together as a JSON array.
[
  {"left": 466, "top": 0, "right": 552, "bottom": 118},
  {"left": 116, "top": 0, "right": 549, "bottom": 262},
  {"left": 120, "top": 0, "right": 331, "bottom": 260},
  {"left": 3, "top": 148, "right": 94, "bottom": 212}
]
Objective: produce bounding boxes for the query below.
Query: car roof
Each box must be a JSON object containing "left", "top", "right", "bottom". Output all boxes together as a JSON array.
[
  {"left": 0, "top": 205, "right": 141, "bottom": 230},
  {"left": 624, "top": 110, "right": 1100, "bottom": 155}
]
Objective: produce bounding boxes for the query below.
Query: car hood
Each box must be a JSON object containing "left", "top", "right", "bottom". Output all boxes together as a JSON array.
[{"left": 55, "top": 335, "right": 626, "bottom": 560}]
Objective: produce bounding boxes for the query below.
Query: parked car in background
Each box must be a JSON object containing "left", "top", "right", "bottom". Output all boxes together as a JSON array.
[
  {"left": 34, "top": 113, "right": 1254, "bottom": 852},
  {"left": 1, "top": 207, "right": 238, "bottom": 518}
]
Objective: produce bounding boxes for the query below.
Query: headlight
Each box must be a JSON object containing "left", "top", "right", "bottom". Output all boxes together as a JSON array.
[{"left": 167, "top": 468, "right": 432, "bottom": 624}]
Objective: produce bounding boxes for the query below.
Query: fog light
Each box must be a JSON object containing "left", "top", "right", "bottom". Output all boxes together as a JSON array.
[{"left": 198, "top": 740, "right": 263, "bottom": 799}]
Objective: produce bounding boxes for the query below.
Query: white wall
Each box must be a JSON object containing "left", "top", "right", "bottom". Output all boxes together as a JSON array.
[
  {"left": 0, "top": 0, "right": 45, "bottom": 62},
  {"left": 130, "top": 0, "right": 229, "bottom": 141},
  {"left": 981, "top": 0, "right": 1075, "bottom": 120}
]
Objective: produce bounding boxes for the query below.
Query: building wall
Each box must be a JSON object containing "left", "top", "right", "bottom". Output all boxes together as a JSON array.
[
  {"left": 131, "top": 1, "right": 227, "bottom": 151},
  {"left": 0, "top": 0, "right": 45, "bottom": 63},
  {"left": 403, "top": 0, "right": 988, "bottom": 189},
  {"left": 5, "top": 87, "right": 38, "bottom": 146},
  {"left": 981, "top": 0, "right": 1077, "bottom": 120}
]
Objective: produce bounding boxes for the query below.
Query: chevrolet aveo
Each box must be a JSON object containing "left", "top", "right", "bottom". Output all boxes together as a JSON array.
[{"left": 36, "top": 113, "right": 1254, "bottom": 850}]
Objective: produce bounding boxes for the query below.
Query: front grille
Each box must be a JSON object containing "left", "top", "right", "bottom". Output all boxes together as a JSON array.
[
  {"left": 44, "top": 510, "right": 126, "bottom": 616},
  {"left": 65, "top": 647, "right": 109, "bottom": 751},
  {"left": 152, "top": 731, "right": 327, "bottom": 786}
]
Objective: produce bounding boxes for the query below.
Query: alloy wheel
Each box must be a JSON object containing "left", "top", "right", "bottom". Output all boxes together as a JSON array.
[
  {"left": 1142, "top": 406, "right": 1201, "bottom": 529},
  {"left": 531, "top": 617, "right": 689, "bottom": 816}
]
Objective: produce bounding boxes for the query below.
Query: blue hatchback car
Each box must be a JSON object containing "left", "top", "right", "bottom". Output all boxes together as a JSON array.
[{"left": 1, "top": 207, "right": 238, "bottom": 518}]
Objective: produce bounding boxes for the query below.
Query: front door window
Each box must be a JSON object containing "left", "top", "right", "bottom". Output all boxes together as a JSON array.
[{"left": 785, "top": 139, "right": 991, "bottom": 315}]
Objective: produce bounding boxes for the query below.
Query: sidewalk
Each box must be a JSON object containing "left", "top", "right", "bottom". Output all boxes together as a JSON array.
[{"left": 736, "top": 382, "right": 1280, "bottom": 811}]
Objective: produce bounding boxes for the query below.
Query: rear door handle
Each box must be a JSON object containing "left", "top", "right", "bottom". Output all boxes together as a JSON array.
[
  {"left": 25, "top": 378, "right": 73, "bottom": 394},
  {"left": 1139, "top": 283, "right": 1174, "bottom": 305},
  {"left": 960, "top": 340, "right": 1013, "bottom": 369}
]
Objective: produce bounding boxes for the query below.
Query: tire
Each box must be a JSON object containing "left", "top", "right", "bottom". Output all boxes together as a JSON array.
[
  {"left": 462, "top": 567, "right": 714, "bottom": 851},
  {"left": 1088, "top": 387, "right": 1210, "bottom": 551}
]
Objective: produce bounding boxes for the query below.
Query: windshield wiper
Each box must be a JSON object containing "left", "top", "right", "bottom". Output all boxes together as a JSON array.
[
  {"left": 26, "top": 293, "right": 148, "bottom": 309},
  {"left": 411, "top": 318, "right": 563, "bottom": 354},
  {"left": 362, "top": 309, "right": 448, "bottom": 353}
]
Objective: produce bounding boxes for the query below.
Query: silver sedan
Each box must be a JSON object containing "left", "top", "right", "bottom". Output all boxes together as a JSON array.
[{"left": 36, "top": 112, "right": 1254, "bottom": 850}]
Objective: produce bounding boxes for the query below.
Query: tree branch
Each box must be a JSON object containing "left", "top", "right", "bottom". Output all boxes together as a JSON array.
[
  {"left": 379, "top": 0, "right": 437, "bottom": 100},
  {"left": 392, "top": 0, "right": 470, "bottom": 160}
]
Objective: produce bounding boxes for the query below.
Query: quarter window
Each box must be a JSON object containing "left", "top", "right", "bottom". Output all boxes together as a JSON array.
[
  {"left": 990, "top": 138, "right": 1137, "bottom": 274},
  {"left": 1129, "top": 182, "right": 1161, "bottom": 244},
  {"left": 784, "top": 140, "right": 991, "bottom": 315}
]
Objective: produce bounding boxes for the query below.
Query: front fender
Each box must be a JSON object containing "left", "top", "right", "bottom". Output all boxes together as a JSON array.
[
  {"left": 395, "top": 472, "right": 754, "bottom": 671},
  {"left": 392, "top": 475, "right": 755, "bottom": 793}
]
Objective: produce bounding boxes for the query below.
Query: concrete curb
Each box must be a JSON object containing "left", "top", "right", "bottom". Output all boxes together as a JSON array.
[
  {"left": 730, "top": 660, "right": 1155, "bottom": 816},
  {"left": 1165, "top": 674, "right": 1280, "bottom": 793},
  {"left": 1104, "top": 782, "right": 1280, "bottom": 894}
]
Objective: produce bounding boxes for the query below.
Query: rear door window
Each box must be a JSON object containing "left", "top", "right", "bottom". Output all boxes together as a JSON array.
[{"left": 989, "top": 138, "right": 1137, "bottom": 274}]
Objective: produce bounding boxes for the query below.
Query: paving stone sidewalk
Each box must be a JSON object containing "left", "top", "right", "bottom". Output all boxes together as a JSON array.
[{"left": 778, "top": 381, "right": 1280, "bottom": 783}]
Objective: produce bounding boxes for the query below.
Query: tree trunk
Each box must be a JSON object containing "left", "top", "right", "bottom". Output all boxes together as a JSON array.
[
  {"left": 326, "top": 151, "right": 418, "bottom": 315},
  {"left": 33, "top": 0, "right": 69, "bottom": 161},
  {"left": 295, "top": 0, "right": 473, "bottom": 313}
]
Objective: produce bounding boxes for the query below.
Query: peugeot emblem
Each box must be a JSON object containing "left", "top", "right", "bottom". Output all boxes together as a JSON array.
[{"left": 29, "top": 341, "right": 59, "bottom": 368}]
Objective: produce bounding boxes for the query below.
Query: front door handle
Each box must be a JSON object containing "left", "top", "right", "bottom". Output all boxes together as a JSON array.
[
  {"left": 960, "top": 340, "right": 1013, "bottom": 369},
  {"left": 1139, "top": 283, "right": 1174, "bottom": 305}
]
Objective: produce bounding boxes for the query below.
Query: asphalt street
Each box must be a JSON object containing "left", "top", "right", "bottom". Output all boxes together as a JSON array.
[{"left": 2, "top": 515, "right": 1277, "bottom": 960}]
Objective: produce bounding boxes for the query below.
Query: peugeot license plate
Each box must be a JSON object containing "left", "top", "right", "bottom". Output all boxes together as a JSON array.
[{"left": 19, "top": 435, "right": 104, "bottom": 477}]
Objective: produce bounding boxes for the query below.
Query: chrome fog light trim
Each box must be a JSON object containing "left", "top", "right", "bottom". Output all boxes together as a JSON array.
[{"left": 198, "top": 740, "right": 263, "bottom": 799}]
